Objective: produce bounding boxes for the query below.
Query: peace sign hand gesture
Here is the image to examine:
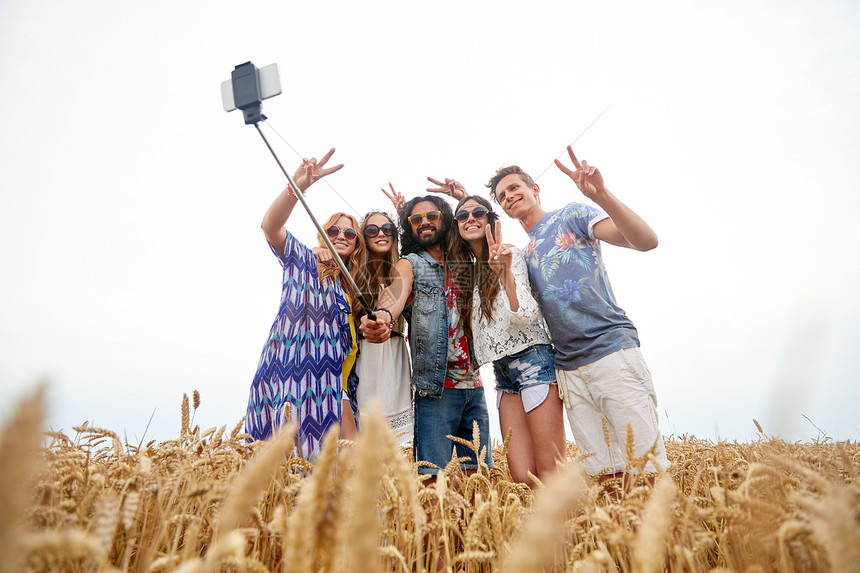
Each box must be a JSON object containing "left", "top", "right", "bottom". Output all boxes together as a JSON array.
[
  {"left": 554, "top": 146, "right": 606, "bottom": 201},
  {"left": 485, "top": 220, "right": 512, "bottom": 279},
  {"left": 291, "top": 148, "right": 344, "bottom": 193},
  {"left": 381, "top": 182, "right": 405, "bottom": 213},
  {"left": 426, "top": 177, "right": 467, "bottom": 201}
]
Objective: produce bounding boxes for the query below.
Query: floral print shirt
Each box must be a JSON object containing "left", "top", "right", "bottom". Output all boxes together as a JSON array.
[
  {"left": 525, "top": 203, "right": 640, "bottom": 370},
  {"left": 444, "top": 268, "right": 482, "bottom": 389}
]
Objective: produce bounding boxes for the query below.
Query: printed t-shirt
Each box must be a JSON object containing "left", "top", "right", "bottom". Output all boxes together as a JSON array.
[{"left": 524, "top": 203, "right": 640, "bottom": 370}]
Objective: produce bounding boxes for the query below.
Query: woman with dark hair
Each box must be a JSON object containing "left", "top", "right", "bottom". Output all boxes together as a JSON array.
[
  {"left": 245, "top": 149, "right": 360, "bottom": 461},
  {"left": 347, "top": 209, "right": 413, "bottom": 442},
  {"left": 448, "top": 195, "right": 565, "bottom": 485}
]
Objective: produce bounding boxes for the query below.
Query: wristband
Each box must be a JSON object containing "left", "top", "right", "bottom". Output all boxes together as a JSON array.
[{"left": 376, "top": 308, "right": 393, "bottom": 323}]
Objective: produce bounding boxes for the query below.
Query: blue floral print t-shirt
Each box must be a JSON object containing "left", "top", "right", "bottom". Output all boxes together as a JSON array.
[{"left": 524, "top": 203, "right": 639, "bottom": 370}]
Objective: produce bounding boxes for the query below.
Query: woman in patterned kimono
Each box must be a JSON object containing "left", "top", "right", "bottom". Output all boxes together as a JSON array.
[
  {"left": 245, "top": 149, "right": 361, "bottom": 460},
  {"left": 447, "top": 195, "right": 566, "bottom": 485}
]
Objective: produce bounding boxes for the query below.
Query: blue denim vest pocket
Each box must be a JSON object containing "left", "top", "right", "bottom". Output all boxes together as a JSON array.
[
  {"left": 406, "top": 252, "right": 448, "bottom": 397},
  {"left": 415, "top": 283, "right": 438, "bottom": 315}
]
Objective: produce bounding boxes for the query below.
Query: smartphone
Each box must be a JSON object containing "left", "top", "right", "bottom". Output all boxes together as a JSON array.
[{"left": 221, "top": 63, "right": 281, "bottom": 112}]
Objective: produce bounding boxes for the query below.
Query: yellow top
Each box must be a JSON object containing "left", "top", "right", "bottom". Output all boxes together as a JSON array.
[{"left": 342, "top": 292, "right": 358, "bottom": 393}]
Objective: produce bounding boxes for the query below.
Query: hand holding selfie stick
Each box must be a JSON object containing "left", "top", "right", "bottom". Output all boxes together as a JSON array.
[{"left": 222, "top": 62, "right": 376, "bottom": 320}]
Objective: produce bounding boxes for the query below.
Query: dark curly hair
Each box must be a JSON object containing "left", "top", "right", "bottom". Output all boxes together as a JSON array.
[{"left": 398, "top": 195, "right": 455, "bottom": 257}]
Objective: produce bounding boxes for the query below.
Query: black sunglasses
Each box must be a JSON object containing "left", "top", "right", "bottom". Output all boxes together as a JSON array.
[
  {"left": 408, "top": 210, "right": 442, "bottom": 226},
  {"left": 364, "top": 222, "right": 397, "bottom": 237},
  {"left": 325, "top": 225, "right": 358, "bottom": 240},
  {"left": 454, "top": 206, "right": 490, "bottom": 222}
]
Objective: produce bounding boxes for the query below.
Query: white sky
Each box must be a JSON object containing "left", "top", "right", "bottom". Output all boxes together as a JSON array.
[{"left": 2, "top": 0, "right": 859, "bottom": 445}]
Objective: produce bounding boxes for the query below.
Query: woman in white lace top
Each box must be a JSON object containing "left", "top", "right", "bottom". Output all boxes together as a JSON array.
[{"left": 448, "top": 195, "right": 566, "bottom": 485}]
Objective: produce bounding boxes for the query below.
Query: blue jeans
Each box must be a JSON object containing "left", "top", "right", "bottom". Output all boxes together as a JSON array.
[{"left": 413, "top": 387, "right": 494, "bottom": 475}]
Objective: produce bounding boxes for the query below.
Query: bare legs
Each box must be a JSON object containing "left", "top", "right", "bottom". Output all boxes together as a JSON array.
[
  {"left": 340, "top": 399, "right": 358, "bottom": 440},
  {"left": 498, "top": 385, "right": 566, "bottom": 485}
]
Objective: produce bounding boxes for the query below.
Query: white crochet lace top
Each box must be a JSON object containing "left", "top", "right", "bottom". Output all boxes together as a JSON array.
[{"left": 471, "top": 247, "right": 551, "bottom": 365}]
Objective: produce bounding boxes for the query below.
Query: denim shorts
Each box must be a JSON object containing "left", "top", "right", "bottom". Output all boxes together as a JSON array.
[
  {"left": 413, "top": 387, "right": 494, "bottom": 475},
  {"left": 492, "top": 344, "right": 556, "bottom": 394}
]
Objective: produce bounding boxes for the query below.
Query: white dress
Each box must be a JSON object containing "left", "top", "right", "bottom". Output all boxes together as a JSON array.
[{"left": 356, "top": 286, "right": 414, "bottom": 444}]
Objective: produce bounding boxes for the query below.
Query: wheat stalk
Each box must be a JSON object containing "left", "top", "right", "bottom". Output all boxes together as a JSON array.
[
  {"left": 201, "top": 422, "right": 296, "bottom": 573},
  {"left": 9, "top": 386, "right": 860, "bottom": 573},
  {"left": 0, "top": 385, "right": 45, "bottom": 573},
  {"left": 500, "top": 460, "right": 589, "bottom": 573},
  {"left": 631, "top": 474, "right": 676, "bottom": 573},
  {"left": 346, "top": 400, "right": 387, "bottom": 573}
]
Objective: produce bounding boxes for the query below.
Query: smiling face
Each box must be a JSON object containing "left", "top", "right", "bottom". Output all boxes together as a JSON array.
[
  {"left": 364, "top": 213, "right": 394, "bottom": 256},
  {"left": 494, "top": 174, "right": 540, "bottom": 219},
  {"left": 329, "top": 215, "right": 358, "bottom": 258},
  {"left": 456, "top": 199, "right": 489, "bottom": 247},
  {"left": 409, "top": 200, "right": 445, "bottom": 247}
]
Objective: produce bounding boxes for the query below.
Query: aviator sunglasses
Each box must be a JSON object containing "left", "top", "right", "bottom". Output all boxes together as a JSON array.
[
  {"left": 325, "top": 225, "right": 358, "bottom": 240},
  {"left": 454, "top": 206, "right": 490, "bottom": 222},
  {"left": 408, "top": 210, "right": 442, "bottom": 226},
  {"left": 364, "top": 222, "right": 397, "bottom": 238}
]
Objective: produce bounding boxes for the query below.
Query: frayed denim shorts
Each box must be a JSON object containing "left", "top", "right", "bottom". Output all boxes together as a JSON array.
[{"left": 492, "top": 344, "right": 556, "bottom": 394}]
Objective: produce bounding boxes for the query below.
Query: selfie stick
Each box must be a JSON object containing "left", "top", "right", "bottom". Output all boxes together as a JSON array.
[{"left": 225, "top": 62, "right": 376, "bottom": 320}]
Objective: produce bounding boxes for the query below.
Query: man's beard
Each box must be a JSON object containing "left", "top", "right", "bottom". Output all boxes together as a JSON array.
[{"left": 415, "top": 225, "right": 442, "bottom": 248}]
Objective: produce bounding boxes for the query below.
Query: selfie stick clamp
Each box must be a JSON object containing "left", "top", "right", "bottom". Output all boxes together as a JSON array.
[
  {"left": 225, "top": 62, "right": 375, "bottom": 320},
  {"left": 231, "top": 62, "right": 267, "bottom": 125}
]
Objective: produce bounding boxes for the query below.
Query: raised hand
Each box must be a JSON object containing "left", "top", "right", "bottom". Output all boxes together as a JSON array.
[
  {"left": 485, "top": 220, "right": 512, "bottom": 278},
  {"left": 381, "top": 182, "right": 405, "bottom": 213},
  {"left": 291, "top": 148, "right": 344, "bottom": 193},
  {"left": 426, "top": 177, "right": 467, "bottom": 201},
  {"left": 554, "top": 146, "right": 605, "bottom": 201}
]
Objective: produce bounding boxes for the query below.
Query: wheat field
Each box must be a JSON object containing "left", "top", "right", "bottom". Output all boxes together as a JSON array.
[{"left": 1, "top": 387, "right": 858, "bottom": 573}]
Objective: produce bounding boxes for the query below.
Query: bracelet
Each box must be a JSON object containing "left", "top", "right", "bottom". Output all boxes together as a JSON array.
[{"left": 376, "top": 308, "right": 393, "bottom": 322}]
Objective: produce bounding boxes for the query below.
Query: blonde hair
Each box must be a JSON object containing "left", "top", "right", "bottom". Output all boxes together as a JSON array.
[{"left": 316, "top": 212, "right": 364, "bottom": 301}]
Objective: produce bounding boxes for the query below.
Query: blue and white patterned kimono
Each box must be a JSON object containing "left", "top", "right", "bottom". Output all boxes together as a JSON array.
[{"left": 245, "top": 230, "right": 351, "bottom": 460}]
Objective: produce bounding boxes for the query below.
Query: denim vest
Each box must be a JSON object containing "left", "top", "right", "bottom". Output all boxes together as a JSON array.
[{"left": 405, "top": 251, "right": 449, "bottom": 397}]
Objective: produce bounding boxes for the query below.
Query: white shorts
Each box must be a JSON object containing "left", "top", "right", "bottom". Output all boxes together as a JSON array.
[{"left": 556, "top": 347, "right": 669, "bottom": 476}]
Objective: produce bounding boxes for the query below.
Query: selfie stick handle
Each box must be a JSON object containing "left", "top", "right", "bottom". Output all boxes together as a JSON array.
[{"left": 253, "top": 124, "right": 376, "bottom": 321}]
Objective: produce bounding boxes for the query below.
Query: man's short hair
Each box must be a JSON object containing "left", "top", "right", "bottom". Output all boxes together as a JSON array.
[{"left": 485, "top": 166, "right": 535, "bottom": 203}]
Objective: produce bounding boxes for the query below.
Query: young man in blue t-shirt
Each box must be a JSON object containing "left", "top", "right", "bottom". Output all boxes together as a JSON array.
[{"left": 487, "top": 146, "right": 670, "bottom": 486}]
